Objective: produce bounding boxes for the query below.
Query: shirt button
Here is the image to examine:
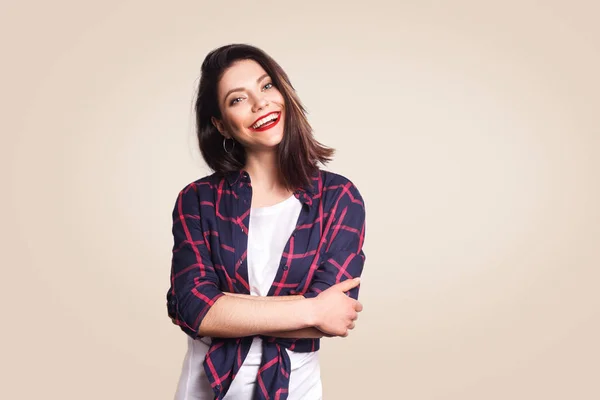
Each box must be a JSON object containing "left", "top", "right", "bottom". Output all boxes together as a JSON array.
[
  {"left": 215, "top": 384, "right": 221, "bottom": 390},
  {"left": 283, "top": 265, "right": 289, "bottom": 271}
]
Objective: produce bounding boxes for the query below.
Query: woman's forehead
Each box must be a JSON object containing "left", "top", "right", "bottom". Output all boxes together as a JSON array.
[{"left": 219, "top": 59, "right": 267, "bottom": 88}]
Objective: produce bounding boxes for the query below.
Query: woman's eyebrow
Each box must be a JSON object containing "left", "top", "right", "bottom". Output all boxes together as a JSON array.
[{"left": 223, "top": 73, "right": 270, "bottom": 103}]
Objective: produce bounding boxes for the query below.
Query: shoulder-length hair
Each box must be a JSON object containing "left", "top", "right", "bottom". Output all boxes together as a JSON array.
[{"left": 195, "top": 43, "right": 334, "bottom": 191}]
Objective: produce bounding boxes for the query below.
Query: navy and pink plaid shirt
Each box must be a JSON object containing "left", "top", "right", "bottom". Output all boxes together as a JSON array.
[{"left": 166, "top": 168, "right": 366, "bottom": 400}]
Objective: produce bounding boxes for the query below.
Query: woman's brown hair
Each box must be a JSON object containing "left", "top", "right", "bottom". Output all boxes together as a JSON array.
[{"left": 195, "top": 43, "right": 334, "bottom": 191}]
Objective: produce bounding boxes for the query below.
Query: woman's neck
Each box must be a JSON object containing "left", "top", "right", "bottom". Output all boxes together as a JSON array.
[{"left": 244, "top": 150, "right": 294, "bottom": 206}]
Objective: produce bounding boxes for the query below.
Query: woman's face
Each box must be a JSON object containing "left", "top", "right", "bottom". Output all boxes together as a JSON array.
[{"left": 212, "top": 59, "right": 285, "bottom": 152}]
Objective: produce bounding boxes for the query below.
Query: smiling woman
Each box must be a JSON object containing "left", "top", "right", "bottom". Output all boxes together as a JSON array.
[
  {"left": 166, "top": 44, "right": 367, "bottom": 400},
  {"left": 210, "top": 60, "right": 287, "bottom": 156},
  {"left": 194, "top": 44, "right": 336, "bottom": 192}
]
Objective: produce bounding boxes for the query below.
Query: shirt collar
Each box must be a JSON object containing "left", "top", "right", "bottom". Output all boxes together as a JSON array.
[{"left": 224, "top": 169, "right": 320, "bottom": 206}]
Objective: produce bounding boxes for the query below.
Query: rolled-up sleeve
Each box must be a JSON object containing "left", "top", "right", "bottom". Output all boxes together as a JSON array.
[
  {"left": 166, "top": 183, "right": 224, "bottom": 339},
  {"left": 303, "top": 181, "right": 366, "bottom": 300}
]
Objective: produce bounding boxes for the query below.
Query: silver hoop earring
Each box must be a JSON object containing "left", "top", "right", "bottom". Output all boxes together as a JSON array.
[{"left": 223, "top": 137, "right": 235, "bottom": 154}]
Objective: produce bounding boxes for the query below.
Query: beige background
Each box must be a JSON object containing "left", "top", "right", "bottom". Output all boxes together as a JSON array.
[{"left": 2, "top": 1, "right": 599, "bottom": 399}]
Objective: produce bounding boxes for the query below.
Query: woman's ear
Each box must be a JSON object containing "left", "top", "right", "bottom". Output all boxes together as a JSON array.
[{"left": 211, "top": 116, "right": 227, "bottom": 137}]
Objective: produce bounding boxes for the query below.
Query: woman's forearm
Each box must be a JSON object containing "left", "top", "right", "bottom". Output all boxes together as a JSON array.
[
  {"left": 262, "top": 327, "right": 327, "bottom": 339},
  {"left": 198, "top": 295, "right": 316, "bottom": 338},
  {"left": 212, "top": 293, "right": 325, "bottom": 339}
]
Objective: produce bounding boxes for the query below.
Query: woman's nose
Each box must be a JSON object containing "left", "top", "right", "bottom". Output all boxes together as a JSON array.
[{"left": 252, "top": 96, "right": 269, "bottom": 112}]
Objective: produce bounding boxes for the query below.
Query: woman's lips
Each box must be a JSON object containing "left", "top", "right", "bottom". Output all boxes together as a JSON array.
[{"left": 249, "top": 112, "right": 281, "bottom": 132}]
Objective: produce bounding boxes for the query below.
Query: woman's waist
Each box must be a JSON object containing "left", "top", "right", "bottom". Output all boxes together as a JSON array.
[{"left": 186, "top": 336, "right": 320, "bottom": 364}]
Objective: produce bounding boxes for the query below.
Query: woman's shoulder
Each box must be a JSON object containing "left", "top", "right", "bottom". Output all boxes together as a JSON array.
[
  {"left": 318, "top": 169, "right": 364, "bottom": 201},
  {"left": 176, "top": 172, "right": 224, "bottom": 197},
  {"left": 319, "top": 168, "right": 360, "bottom": 190}
]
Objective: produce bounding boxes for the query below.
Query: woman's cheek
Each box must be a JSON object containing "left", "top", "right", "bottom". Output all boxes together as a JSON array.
[{"left": 231, "top": 110, "right": 247, "bottom": 129}]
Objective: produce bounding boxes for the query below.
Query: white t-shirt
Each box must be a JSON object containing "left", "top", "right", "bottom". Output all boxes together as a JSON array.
[{"left": 174, "top": 194, "right": 322, "bottom": 400}]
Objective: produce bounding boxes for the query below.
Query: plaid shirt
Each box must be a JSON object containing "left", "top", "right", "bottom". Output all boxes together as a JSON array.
[{"left": 166, "top": 168, "right": 366, "bottom": 400}]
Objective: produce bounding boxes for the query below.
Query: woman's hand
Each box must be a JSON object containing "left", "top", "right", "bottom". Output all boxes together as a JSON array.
[{"left": 310, "top": 278, "right": 363, "bottom": 337}]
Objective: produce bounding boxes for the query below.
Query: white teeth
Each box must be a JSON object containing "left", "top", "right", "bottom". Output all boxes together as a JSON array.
[{"left": 252, "top": 113, "right": 279, "bottom": 129}]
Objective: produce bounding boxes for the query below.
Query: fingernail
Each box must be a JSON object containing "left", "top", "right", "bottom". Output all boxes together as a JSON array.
[{"left": 354, "top": 277, "right": 361, "bottom": 282}]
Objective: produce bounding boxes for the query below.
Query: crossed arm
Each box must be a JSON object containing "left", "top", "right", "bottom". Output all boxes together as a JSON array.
[
  {"left": 167, "top": 181, "right": 366, "bottom": 341},
  {"left": 219, "top": 292, "right": 327, "bottom": 338}
]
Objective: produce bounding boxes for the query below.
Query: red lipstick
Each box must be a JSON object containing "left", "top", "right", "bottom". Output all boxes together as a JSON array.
[{"left": 249, "top": 112, "right": 281, "bottom": 132}]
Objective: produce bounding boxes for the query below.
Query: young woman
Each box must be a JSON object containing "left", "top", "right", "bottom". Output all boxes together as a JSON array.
[{"left": 167, "top": 44, "right": 367, "bottom": 400}]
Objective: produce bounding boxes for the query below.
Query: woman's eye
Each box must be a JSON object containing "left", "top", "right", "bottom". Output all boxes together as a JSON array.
[{"left": 229, "top": 83, "right": 272, "bottom": 105}]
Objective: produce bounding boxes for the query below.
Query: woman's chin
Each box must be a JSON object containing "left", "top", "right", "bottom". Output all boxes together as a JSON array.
[{"left": 247, "top": 129, "right": 284, "bottom": 149}]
